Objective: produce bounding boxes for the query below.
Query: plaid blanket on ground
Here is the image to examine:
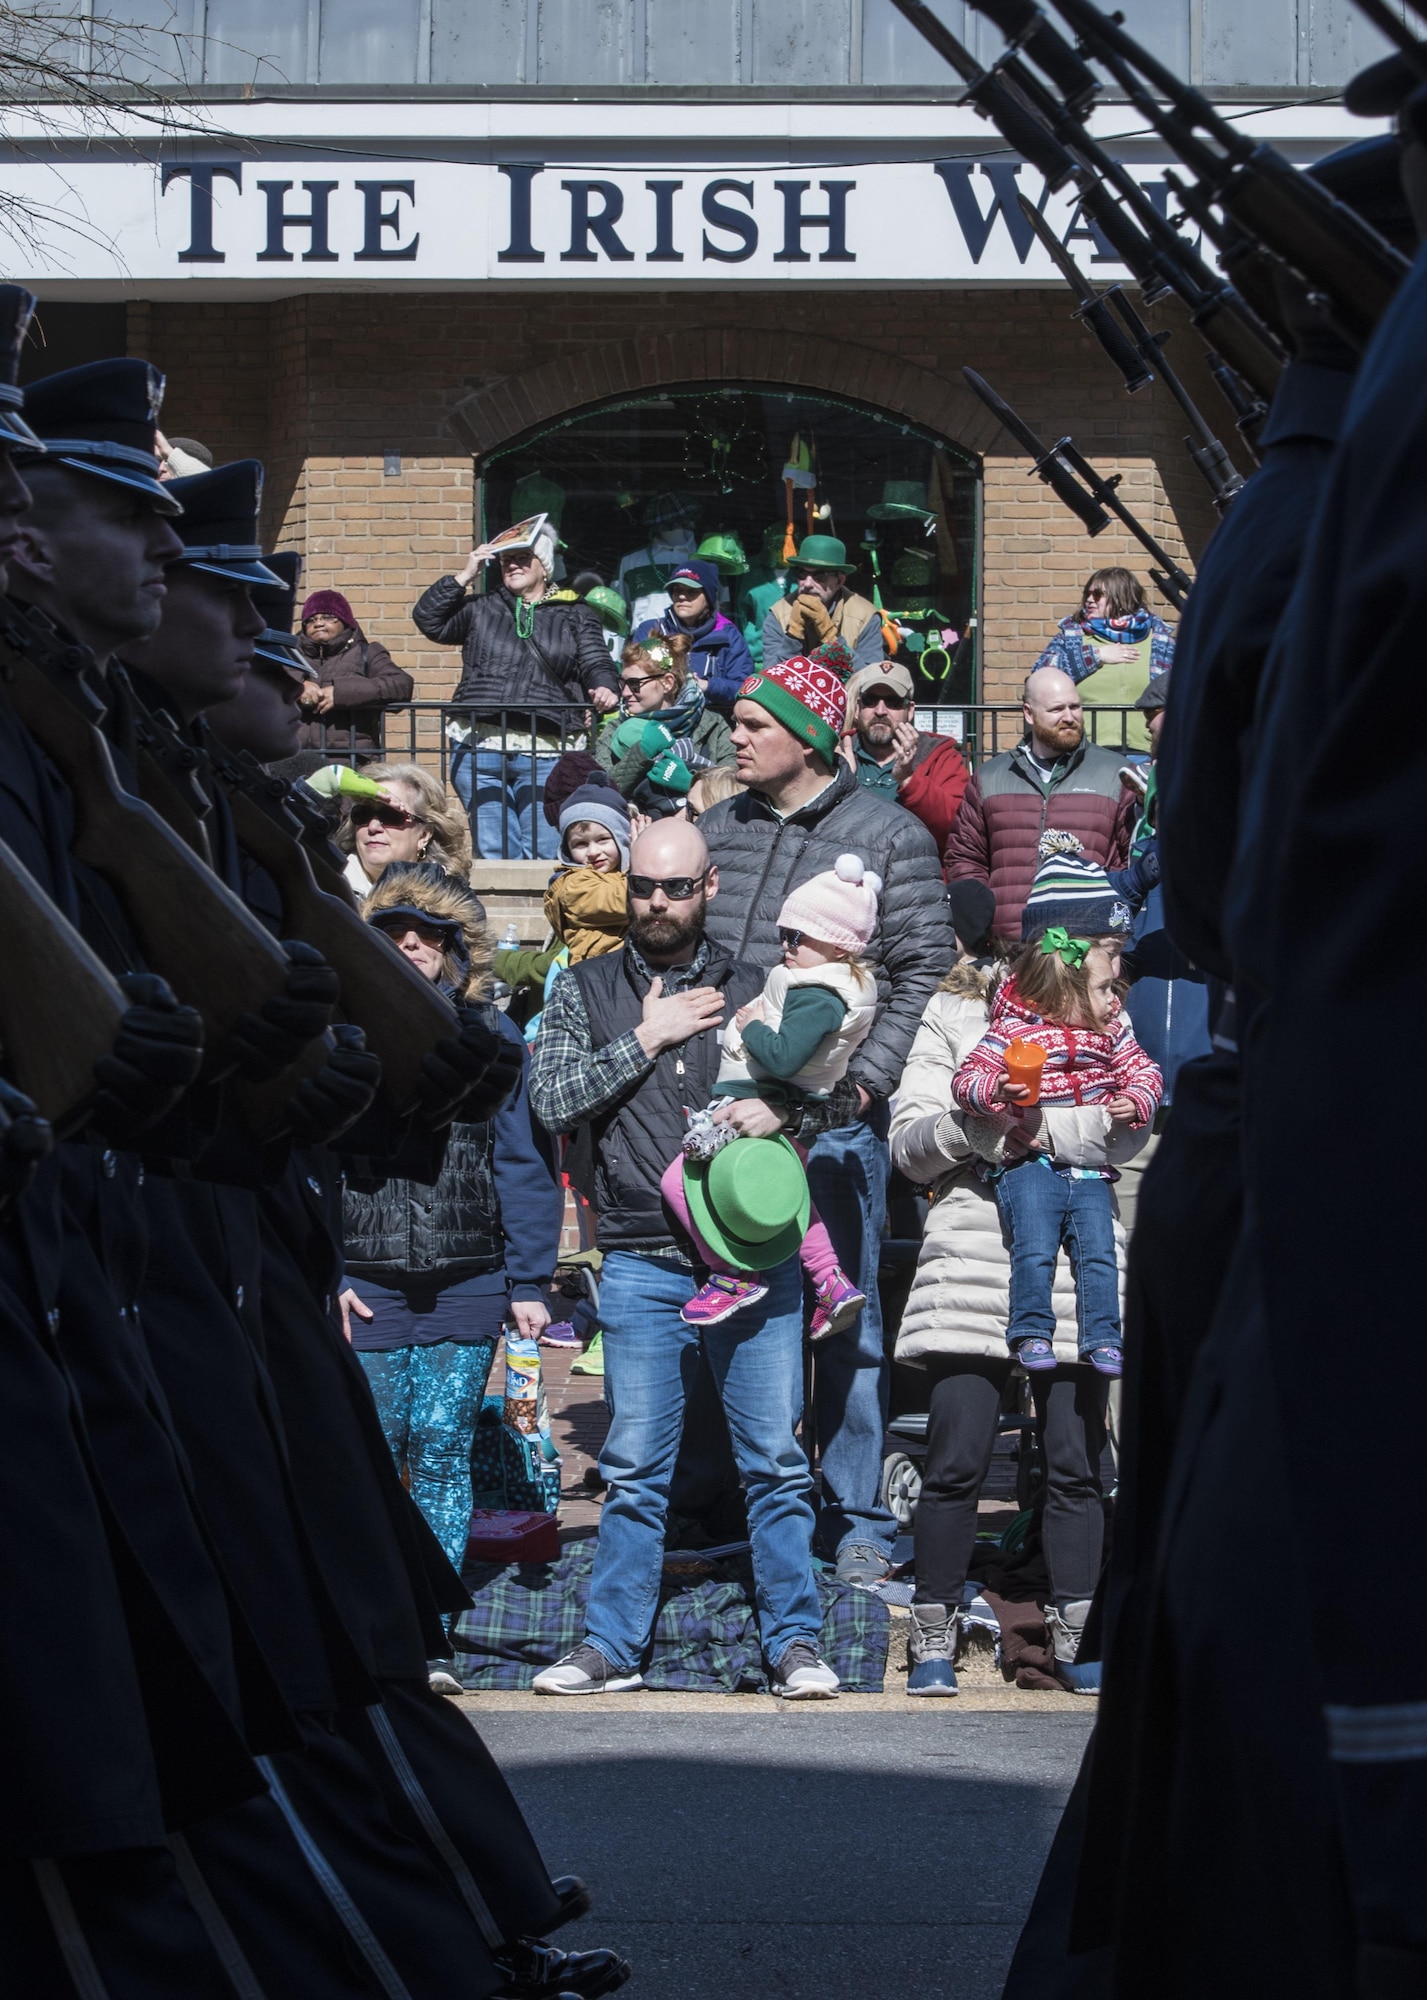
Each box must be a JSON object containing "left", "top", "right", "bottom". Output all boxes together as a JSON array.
[{"left": 453, "top": 1540, "right": 889, "bottom": 1692}]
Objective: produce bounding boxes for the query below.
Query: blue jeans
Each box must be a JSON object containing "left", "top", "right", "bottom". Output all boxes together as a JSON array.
[
  {"left": 805, "top": 1106, "right": 896, "bottom": 1559},
  {"left": 993, "top": 1158, "right": 1121, "bottom": 1357},
  {"left": 358, "top": 1339, "right": 497, "bottom": 1570},
  {"left": 450, "top": 742, "right": 559, "bottom": 860},
  {"left": 585, "top": 1251, "right": 822, "bottom": 1674}
]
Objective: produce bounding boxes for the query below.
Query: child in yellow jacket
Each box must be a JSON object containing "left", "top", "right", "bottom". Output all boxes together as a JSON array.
[{"left": 544, "top": 782, "right": 630, "bottom": 964}]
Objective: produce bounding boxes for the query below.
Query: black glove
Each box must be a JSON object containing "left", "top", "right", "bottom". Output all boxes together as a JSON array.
[
  {"left": 0, "top": 1076, "right": 53, "bottom": 1206},
  {"left": 285, "top": 1025, "right": 382, "bottom": 1148},
  {"left": 88, "top": 972, "right": 205, "bottom": 1141},
  {"left": 413, "top": 1006, "right": 520, "bottom": 1127},
  {"left": 226, "top": 941, "right": 340, "bottom": 1082}
]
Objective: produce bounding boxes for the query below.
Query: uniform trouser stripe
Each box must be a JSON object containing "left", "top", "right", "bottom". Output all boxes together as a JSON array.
[
  {"left": 31, "top": 1859, "right": 111, "bottom": 2000},
  {"left": 366, "top": 1705, "right": 504, "bottom": 1951},
  {"left": 165, "top": 1833, "right": 270, "bottom": 2000},
  {"left": 255, "top": 1757, "right": 413, "bottom": 2000}
]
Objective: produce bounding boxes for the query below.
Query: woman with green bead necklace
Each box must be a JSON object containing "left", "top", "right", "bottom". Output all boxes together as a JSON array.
[{"left": 413, "top": 517, "right": 619, "bottom": 859}]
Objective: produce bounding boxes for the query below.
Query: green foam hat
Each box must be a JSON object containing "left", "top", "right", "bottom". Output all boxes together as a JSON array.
[
  {"left": 867, "top": 480, "right": 933, "bottom": 521},
  {"left": 890, "top": 546, "right": 937, "bottom": 587},
  {"left": 584, "top": 584, "right": 630, "bottom": 636},
  {"left": 793, "top": 533, "right": 850, "bottom": 572},
  {"left": 682, "top": 1136, "right": 811, "bottom": 1271},
  {"left": 697, "top": 530, "right": 749, "bottom": 576}
]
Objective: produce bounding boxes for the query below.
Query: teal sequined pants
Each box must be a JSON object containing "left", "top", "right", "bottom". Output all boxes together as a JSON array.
[{"left": 358, "top": 1340, "right": 498, "bottom": 1570}]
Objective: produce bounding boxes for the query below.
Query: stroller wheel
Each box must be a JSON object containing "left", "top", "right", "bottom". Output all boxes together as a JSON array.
[{"left": 881, "top": 1449, "right": 923, "bottom": 1530}]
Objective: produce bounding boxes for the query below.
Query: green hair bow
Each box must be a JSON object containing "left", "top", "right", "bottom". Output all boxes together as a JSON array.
[{"left": 1039, "top": 926, "right": 1091, "bottom": 969}]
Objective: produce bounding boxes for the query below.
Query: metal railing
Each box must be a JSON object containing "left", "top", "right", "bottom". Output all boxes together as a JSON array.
[{"left": 309, "top": 700, "right": 1150, "bottom": 857}]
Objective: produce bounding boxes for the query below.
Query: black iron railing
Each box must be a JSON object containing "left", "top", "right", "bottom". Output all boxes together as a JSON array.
[{"left": 307, "top": 701, "right": 1150, "bottom": 857}]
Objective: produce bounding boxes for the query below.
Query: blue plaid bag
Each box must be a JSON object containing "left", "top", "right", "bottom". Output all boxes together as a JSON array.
[{"left": 468, "top": 1395, "right": 561, "bottom": 1515}]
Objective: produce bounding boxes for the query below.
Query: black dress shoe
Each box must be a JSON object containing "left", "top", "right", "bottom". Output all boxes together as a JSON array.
[
  {"left": 494, "top": 1938, "right": 631, "bottom": 1999},
  {"left": 546, "top": 1876, "right": 593, "bottom": 1930}
]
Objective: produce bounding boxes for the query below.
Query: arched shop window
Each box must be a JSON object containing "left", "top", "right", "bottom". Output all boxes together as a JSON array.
[{"left": 480, "top": 387, "right": 981, "bottom": 704}]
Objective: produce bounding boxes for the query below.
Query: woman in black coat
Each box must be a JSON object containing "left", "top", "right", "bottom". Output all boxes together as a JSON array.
[{"left": 412, "top": 521, "right": 618, "bottom": 860}]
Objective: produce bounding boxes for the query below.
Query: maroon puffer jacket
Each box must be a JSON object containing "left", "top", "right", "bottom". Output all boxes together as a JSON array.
[{"left": 945, "top": 738, "right": 1136, "bottom": 938}]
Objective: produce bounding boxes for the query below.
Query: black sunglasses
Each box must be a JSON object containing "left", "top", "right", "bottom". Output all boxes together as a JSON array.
[
  {"left": 627, "top": 870, "right": 709, "bottom": 902},
  {"left": 861, "top": 691, "right": 911, "bottom": 711},
  {"left": 619, "top": 670, "right": 669, "bottom": 695},
  {"left": 778, "top": 927, "right": 804, "bottom": 951},
  {"left": 351, "top": 800, "right": 425, "bottom": 830}
]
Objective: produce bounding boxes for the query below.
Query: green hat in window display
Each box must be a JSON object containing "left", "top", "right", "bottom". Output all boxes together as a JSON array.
[
  {"left": 682, "top": 1136, "right": 812, "bottom": 1271},
  {"left": 867, "top": 480, "right": 933, "bottom": 521},
  {"left": 510, "top": 470, "right": 566, "bottom": 528},
  {"left": 696, "top": 530, "right": 749, "bottom": 576},
  {"left": 584, "top": 584, "right": 630, "bottom": 636},
  {"left": 890, "top": 546, "right": 938, "bottom": 588}
]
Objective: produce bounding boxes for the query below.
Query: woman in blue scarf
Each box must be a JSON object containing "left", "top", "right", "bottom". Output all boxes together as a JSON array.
[
  {"left": 1033, "top": 566, "right": 1175, "bottom": 752},
  {"left": 594, "top": 628, "right": 736, "bottom": 813}
]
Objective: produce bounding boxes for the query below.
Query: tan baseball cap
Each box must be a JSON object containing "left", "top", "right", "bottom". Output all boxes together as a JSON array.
[{"left": 846, "top": 661, "right": 915, "bottom": 710}]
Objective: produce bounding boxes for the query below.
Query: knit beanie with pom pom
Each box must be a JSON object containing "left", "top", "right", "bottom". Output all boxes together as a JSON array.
[
  {"left": 1020, "top": 829, "right": 1133, "bottom": 942},
  {"left": 777, "top": 852, "right": 883, "bottom": 954}
]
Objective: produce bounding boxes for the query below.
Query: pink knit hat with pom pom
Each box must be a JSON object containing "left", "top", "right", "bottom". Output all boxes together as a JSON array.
[{"left": 777, "top": 853, "right": 882, "bottom": 953}]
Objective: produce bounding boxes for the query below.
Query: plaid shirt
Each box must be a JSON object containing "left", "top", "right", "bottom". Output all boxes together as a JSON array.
[{"left": 527, "top": 938, "right": 860, "bottom": 1146}]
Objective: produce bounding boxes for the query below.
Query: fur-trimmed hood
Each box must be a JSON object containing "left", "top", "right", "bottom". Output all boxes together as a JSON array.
[{"left": 362, "top": 861, "right": 491, "bottom": 1001}]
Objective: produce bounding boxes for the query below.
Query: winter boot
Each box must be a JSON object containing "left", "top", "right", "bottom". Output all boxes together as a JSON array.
[
  {"left": 1046, "top": 1597, "right": 1101, "bottom": 1694},
  {"left": 906, "top": 1601, "right": 959, "bottom": 1696}
]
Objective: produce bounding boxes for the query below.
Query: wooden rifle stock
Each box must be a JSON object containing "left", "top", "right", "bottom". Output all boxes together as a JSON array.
[
  {"left": 0, "top": 634, "right": 292, "bottom": 1063},
  {"left": 216, "top": 775, "right": 460, "bottom": 1113},
  {"left": 0, "top": 831, "right": 126, "bottom": 1130}
]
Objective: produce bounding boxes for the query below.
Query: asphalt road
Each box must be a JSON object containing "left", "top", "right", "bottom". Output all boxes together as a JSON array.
[{"left": 480, "top": 1707, "right": 1094, "bottom": 2000}]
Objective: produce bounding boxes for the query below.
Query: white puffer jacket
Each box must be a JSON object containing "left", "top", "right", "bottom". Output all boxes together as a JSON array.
[
  {"left": 889, "top": 967, "right": 1148, "bottom": 1366},
  {"left": 716, "top": 959, "right": 878, "bottom": 1098}
]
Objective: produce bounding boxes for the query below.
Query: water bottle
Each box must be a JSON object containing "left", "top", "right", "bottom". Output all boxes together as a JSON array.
[{"left": 500, "top": 920, "right": 520, "bottom": 949}]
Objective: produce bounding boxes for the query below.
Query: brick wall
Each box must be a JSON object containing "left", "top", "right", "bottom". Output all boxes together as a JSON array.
[{"left": 128, "top": 286, "right": 1242, "bottom": 712}]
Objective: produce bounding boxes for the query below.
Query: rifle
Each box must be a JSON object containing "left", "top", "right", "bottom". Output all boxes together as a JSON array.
[
  {"left": 0, "top": 830, "right": 126, "bottom": 1131},
  {"left": 202, "top": 737, "right": 462, "bottom": 1115},
  {"left": 1045, "top": 0, "right": 1412, "bottom": 346},
  {"left": 889, "top": 0, "right": 1285, "bottom": 408},
  {"left": 964, "top": 367, "right": 1194, "bottom": 611},
  {"left": 1015, "top": 192, "right": 1246, "bottom": 511},
  {"left": 0, "top": 601, "right": 293, "bottom": 1074}
]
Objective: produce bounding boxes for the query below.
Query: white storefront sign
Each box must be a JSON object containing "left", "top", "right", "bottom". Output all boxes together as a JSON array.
[{"left": 0, "top": 151, "right": 1273, "bottom": 291}]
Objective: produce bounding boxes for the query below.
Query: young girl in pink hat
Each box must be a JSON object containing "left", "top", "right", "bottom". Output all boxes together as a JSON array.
[{"left": 660, "top": 853, "right": 882, "bottom": 1337}]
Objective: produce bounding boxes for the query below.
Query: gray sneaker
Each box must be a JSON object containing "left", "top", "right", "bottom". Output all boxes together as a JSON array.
[
  {"left": 770, "top": 1641, "right": 840, "bottom": 1699},
  {"left": 427, "top": 1660, "right": 465, "bottom": 1697},
  {"left": 532, "top": 1644, "right": 644, "bottom": 1697},
  {"left": 834, "top": 1541, "right": 893, "bottom": 1589}
]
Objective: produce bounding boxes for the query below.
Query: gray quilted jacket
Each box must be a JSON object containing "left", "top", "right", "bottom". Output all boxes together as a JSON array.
[{"left": 699, "top": 761, "right": 954, "bottom": 1100}]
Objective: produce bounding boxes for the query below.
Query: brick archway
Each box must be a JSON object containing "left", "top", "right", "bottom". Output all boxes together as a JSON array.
[{"left": 445, "top": 325, "right": 1000, "bottom": 459}]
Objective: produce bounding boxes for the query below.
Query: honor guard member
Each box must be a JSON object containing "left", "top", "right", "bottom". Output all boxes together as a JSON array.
[{"left": 123, "top": 464, "right": 630, "bottom": 2000}]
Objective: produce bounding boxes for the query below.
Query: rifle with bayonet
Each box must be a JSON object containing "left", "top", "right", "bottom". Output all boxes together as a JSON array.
[
  {"left": 1015, "top": 192, "right": 1246, "bottom": 511},
  {"left": 1043, "top": 0, "right": 1412, "bottom": 347},
  {"left": 964, "top": 367, "right": 1194, "bottom": 611},
  {"left": 0, "top": 599, "right": 297, "bottom": 1078},
  {"left": 201, "top": 735, "right": 462, "bottom": 1116},
  {"left": 889, "top": 0, "right": 1286, "bottom": 412}
]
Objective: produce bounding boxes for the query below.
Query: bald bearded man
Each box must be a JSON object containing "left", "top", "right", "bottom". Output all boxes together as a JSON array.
[{"left": 528, "top": 819, "right": 839, "bottom": 1699}]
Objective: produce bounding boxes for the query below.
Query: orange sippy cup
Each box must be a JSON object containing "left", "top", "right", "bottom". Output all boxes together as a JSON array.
[{"left": 1003, "top": 1038, "right": 1048, "bottom": 1106}]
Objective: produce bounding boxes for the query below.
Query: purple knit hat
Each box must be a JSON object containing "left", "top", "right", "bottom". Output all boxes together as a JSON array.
[{"left": 300, "top": 588, "right": 355, "bottom": 628}]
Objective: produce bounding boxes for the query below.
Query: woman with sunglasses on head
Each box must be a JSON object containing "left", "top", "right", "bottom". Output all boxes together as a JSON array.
[
  {"left": 340, "top": 861, "right": 563, "bottom": 1694},
  {"left": 594, "top": 630, "right": 735, "bottom": 817},
  {"left": 335, "top": 759, "right": 472, "bottom": 899}
]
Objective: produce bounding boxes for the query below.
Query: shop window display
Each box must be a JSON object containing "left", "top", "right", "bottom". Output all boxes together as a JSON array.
[{"left": 482, "top": 388, "right": 980, "bottom": 703}]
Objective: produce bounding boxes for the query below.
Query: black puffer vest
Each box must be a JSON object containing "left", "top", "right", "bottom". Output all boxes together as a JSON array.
[
  {"left": 570, "top": 945, "right": 764, "bottom": 1253},
  {"left": 342, "top": 1119, "right": 501, "bottom": 1282}
]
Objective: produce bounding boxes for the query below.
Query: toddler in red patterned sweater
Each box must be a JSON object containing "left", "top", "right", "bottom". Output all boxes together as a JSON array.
[{"left": 952, "top": 914, "right": 1162, "bottom": 1380}]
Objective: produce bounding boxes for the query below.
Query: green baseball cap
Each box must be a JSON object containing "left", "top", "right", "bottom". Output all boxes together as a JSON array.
[
  {"left": 682, "top": 1136, "right": 811, "bottom": 1271},
  {"left": 792, "top": 533, "right": 850, "bottom": 573}
]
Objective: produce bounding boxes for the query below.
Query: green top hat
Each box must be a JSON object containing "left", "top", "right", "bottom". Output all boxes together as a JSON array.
[
  {"left": 682, "top": 1136, "right": 811, "bottom": 1271},
  {"left": 697, "top": 530, "right": 749, "bottom": 577},
  {"left": 793, "top": 533, "right": 850, "bottom": 573},
  {"left": 867, "top": 480, "right": 933, "bottom": 521},
  {"left": 889, "top": 546, "right": 937, "bottom": 587},
  {"left": 584, "top": 583, "right": 630, "bottom": 636}
]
